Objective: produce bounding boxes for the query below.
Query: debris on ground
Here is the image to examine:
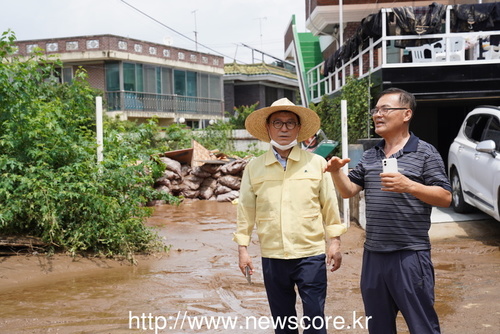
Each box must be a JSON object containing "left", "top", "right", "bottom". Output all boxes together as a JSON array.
[{"left": 150, "top": 140, "right": 250, "bottom": 203}]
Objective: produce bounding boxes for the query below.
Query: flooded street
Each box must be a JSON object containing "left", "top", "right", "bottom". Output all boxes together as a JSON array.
[{"left": 0, "top": 200, "right": 499, "bottom": 333}]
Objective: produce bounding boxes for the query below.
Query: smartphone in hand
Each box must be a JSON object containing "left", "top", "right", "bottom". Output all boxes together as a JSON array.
[
  {"left": 245, "top": 266, "right": 252, "bottom": 284},
  {"left": 382, "top": 158, "right": 398, "bottom": 173}
]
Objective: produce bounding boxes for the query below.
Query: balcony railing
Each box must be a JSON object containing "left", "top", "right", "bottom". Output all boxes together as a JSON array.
[
  {"left": 105, "top": 91, "right": 224, "bottom": 117},
  {"left": 306, "top": 6, "right": 500, "bottom": 103}
]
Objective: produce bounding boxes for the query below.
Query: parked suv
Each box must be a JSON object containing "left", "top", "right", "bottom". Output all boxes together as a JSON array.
[{"left": 448, "top": 106, "right": 500, "bottom": 221}]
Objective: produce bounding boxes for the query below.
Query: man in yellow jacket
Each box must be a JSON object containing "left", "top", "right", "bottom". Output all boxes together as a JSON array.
[{"left": 233, "top": 98, "right": 347, "bottom": 334}]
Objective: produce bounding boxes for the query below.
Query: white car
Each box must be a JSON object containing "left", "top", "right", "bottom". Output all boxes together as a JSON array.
[{"left": 448, "top": 106, "right": 500, "bottom": 221}]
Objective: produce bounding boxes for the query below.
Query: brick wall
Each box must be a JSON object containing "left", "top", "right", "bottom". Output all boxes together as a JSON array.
[
  {"left": 80, "top": 64, "right": 106, "bottom": 91},
  {"left": 14, "top": 35, "right": 224, "bottom": 70}
]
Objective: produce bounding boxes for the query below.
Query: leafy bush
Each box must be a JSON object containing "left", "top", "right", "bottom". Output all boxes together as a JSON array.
[
  {"left": 0, "top": 31, "right": 178, "bottom": 259},
  {"left": 162, "top": 123, "right": 192, "bottom": 151},
  {"left": 230, "top": 142, "right": 267, "bottom": 158},
  {"left": 194, "top": 120, "right": 235, "bottom": 153},
  {"left": 311, "top": 76, "right": 373, "bottom": 151},
  {"left": 227, "top": 102, "right": 259, "bottom": 129}
]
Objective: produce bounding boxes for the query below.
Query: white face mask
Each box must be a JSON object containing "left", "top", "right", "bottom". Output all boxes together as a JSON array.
[{"left": 270, "top": 139, "right": 298, "bottom": 151}]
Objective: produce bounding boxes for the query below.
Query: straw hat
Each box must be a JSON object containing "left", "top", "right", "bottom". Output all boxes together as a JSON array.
[{"left": 245, "top": 98, "right": 321, "bottom": 143}]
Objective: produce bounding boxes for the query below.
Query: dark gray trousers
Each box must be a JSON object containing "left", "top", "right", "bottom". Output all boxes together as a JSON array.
[{"left": 361, "top": 249, "right": 441, "bottom": 334}]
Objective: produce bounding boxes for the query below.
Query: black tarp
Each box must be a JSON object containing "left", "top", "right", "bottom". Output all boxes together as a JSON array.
[{"left": 323, "top": 2, "right": 500, "bottom": 76}]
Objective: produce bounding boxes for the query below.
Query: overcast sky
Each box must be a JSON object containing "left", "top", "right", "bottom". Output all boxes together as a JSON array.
[{"left": 2, "top": 0, "right": 307, "bottom": 64}]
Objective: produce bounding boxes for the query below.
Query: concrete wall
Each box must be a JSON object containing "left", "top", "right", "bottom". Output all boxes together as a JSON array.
[{"left": 231, "top": 129, "right": 269, "bottom": 152}]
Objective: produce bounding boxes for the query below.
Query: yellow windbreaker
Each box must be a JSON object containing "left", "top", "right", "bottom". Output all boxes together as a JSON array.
[{"left": 233, "top": 146, "right": 347, "bottom": 259}]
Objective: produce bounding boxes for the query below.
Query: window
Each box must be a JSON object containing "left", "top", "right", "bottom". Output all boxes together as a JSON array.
[
  {"left": 484, "top": 116, "right": 500, "bottom": 151},
  {"left": 135, "top": 64, "right": 143, "bottom": 92},
  {"left": 123, "top": 63, "right": 136, "bottom": 91},
  {"left": 156, "top": 67, "right": 161, "bottom": 94},
  {"left": 209, "top": 75, "right": 221, "bottom": 99},
  {"left": 104, "top": 62, "right": 222, "bottom": 103},
  {"left": 50, "top": 67, "right": 75, "bottom": 84},
  {"left": 62, "top": 67, "right": 73, "bottom": 83},
  {"left": 105, "top": 63, "right": 120, "bottom": 91},
  {"left": 199, "top": 73, "right": 222, "bottom": 99},
  {"left": 144, "top": 65, "right": 156, "bottom": 93},
  {"left": 161, "top": 68, "right": 172, "bottom": 94},
  {"left": 186, "top": 71, "right": 197, "bottom": 97},
  {"left": 200, "top": 73, "right": 209, "bottom": 98},
  {"left": 173, "top": 70, "right": 198, "bottom": 97},
  {"left": 174, "top": 70, "right": 186, "bottom": 95},
  {"left": 465, "top": 114, "right": 490, "bottom": 142},
  {"left": 122, "top": 63, "right": 145, "bottom": 92}
]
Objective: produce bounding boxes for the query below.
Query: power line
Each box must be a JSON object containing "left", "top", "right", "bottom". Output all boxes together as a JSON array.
[
  {"left": 119, "top": 0, "right": 245, "bottom": 63},
  {"left": 254, "top": 17, "right": 267, "bottom": 50},
  {"left": 241, "top": 43, "right": 296, "bottom": 67}
]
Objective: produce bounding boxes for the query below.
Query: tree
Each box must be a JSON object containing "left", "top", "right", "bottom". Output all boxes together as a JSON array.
[
  {"left": 311, "top": 76, "right": 372, "bottom": 150},
  {"left": 227, "top": 102, "right": 259, "bottom": 129},
  {"left": 0, "top": 30, "right": 177, "bottom": 259}
]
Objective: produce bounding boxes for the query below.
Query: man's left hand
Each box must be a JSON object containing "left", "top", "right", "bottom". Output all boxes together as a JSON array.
[{"left": 380, "top": 172, "right": 413, "bottom": 193}]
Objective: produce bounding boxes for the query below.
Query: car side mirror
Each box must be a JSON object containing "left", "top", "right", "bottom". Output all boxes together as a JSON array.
[{"left": 476, "top": 139, "right": 497, "bottom": 157}]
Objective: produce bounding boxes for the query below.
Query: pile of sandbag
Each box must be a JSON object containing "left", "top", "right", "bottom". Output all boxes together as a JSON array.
[{"left": 153, "top": 157, "right": 248, "bottom": 202}]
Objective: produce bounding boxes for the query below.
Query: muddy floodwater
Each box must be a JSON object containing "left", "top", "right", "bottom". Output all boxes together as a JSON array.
[{"left": 0, "top": 200, "right": 499, "bottom": 333}]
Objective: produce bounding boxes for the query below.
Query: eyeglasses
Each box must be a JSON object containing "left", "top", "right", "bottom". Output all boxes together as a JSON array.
[
  {"left": 369, "top": 107, "right": 407, "bottom": 116},
  {"left": 271, "top": 120, "right": 299, "bottom": 130}
]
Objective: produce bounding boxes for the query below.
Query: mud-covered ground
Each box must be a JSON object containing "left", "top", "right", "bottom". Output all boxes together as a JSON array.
[{"left": 0, "top": 200, "right": 499, "bottom": 333}]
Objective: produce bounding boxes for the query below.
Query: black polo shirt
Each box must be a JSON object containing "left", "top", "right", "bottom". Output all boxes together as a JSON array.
[{"left": 348, "top": 133, "right": 452, "bottom": 252}]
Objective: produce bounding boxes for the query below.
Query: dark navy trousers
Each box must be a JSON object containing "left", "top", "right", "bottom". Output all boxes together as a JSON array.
[
  {"left": 361, "top": 249, "right": 441, "bottom": 334},
  {"left": 262, "top": 254, "right": 327, "bottom": 334}
]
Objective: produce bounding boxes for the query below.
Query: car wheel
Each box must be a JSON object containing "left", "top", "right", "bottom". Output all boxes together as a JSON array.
[{"left": 451, "top": 170, "right": 473, "bottom": 213}]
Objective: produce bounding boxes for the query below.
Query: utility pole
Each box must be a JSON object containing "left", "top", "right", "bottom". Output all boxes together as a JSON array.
[
  {"left": 192, "top": 9, "right": 198, "bottom": 51},
  {"left": 254, "top": 17, "right": 267, "bottom": 51}
]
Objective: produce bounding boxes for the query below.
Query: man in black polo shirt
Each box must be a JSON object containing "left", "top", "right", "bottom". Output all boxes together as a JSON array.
[{"left": 325, "top": 88, "right": 451, "bottom": 334}]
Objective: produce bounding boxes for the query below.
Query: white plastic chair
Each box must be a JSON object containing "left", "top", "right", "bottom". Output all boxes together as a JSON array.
[
  {"left": 431, "top": 40, "right": 445, "bottom": 54},
  {"left": 483, "top": 45, "right": 500, "bottom": 60},
  {"left": 435, "top": 37, "right": 465, "bottom": 61},
  {"left": 406, "top": 44, "right": 434, "bottom": 62}
]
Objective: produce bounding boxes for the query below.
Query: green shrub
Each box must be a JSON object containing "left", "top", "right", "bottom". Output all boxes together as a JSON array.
[
  {"left": 162, "top": 123, "right": 192, "bottom": 150},
  {"left": 194, "top": 120, "right": 235, "bottom": 153},
  {"left": 0, "top": 31, "right": 178, "bottom": 259},
  {"left": 311, "top": 76, "right": 373, "bottom": 152},
  {"left": 227, "top": 102, "right": 259, "bottom": 129}
]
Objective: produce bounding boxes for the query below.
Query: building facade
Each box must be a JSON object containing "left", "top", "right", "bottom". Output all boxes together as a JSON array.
[
  {"left": 14, "top": 34, "right": 225, "bottom": 128},
  {"left": 286, "top": 0, "right": 500, "bottom": 163},
  {"left": 224, "top": 62, "right": 299, "bottom": 114}
]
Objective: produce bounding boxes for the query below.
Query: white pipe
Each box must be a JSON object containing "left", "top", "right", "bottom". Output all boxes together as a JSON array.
[
  {"left": 96, "top": 96, "right": 103, "bottom": 164},
  {"left": 341, "top": 100, "right": 349, "bottom": 227},
  {"left": 339, "top": 0, "right": 344, "bottom": 46}
]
